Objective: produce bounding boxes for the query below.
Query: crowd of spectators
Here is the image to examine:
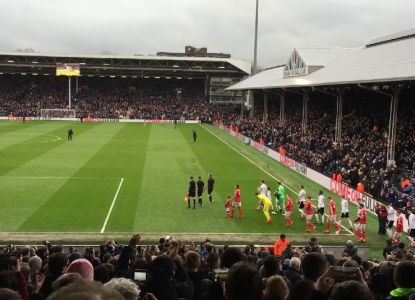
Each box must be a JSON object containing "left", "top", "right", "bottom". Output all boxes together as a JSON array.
[
  {"left": 0, "top": 75, "right": 219, "bottom": 121},
  {"left": 221, "top": 95, "right": 415, "bottom": 203},
  {"left": 1, "top": 234, "right": 415, "bottom": 300}
]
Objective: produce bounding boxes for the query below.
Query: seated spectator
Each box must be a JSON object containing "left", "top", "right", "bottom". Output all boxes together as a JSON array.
[{"left": 343, "top": 240, "right": 358, "bottom": 257}]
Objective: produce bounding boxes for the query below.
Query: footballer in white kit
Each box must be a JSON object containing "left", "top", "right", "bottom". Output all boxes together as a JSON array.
[
  {"left": 315, "top": 191, "right": 325, "bottom": 224},
  {"left": 340, "top": 196, "right": 354, "bottom": 230},
  {"left": 297, "top": 185, "right": 306, "bottom": 218}
]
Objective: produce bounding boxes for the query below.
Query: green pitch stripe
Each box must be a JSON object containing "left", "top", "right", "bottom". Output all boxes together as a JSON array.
[
  {"left": 0, "top": 121, "right": 70, "bottom": 151},
  {"left": 100, "top": 123, "right": 152, "bottom": 232},
  {"left": 0, "top": 122, "right": 97, "bottom": 176},
  {"left": 128, "top": 124, "right": 205, "bottom": 232},
  {"left": 0, "top": 123, "right": 125, "bottom": 231},
  {"left": 0, "top": 120, "right": 43, "bottom": 136}
]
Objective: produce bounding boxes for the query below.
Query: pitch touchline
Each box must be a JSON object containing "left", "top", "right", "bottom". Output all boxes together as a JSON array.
[
  {"left": 100, "top": 178, "right": 125, "bottom": 234},
  {"left": 200, "top": 125, "right": 354, "bottom": 235},
  {"left": 0, "top": 176, "right": 123, "bottom": 180},
  {"left": 0, "top": 231, "right": 353, "bottom": 236}
]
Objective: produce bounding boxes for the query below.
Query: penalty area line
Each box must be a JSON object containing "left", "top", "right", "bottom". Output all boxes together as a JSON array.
[
  {"left": 200, "top": 125, "right": 354, "bottom": 235},
  {"left": 100, "top": 178, "right": 125, "bottom": 234}
]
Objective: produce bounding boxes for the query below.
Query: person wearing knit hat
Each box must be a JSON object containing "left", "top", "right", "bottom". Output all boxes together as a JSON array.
[
  {"left": 28, "top": 256, "right": 42, "bottom": 274},
  {"left": 66, "top": 258, "right": 94, "bottom": 281},
  {"left": 68, "top": 252, "right": 82, "bottom": 263}
]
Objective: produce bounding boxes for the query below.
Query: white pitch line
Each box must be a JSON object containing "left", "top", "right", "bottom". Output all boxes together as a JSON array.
[
  {"left": 0, "top": 176, "right": 123, "bottom": 180},
  {"left": 200, "top": 124, "right": 354, "bottom": 235},
  {"left": 0, "top": 231, "right": 353, "bottom": 236},
  {"left": 100, "top": 178, "right": 125, "bottom": 234}
]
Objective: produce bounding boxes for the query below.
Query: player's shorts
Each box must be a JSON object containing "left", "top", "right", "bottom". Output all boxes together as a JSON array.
[
  {"left": 197, "top": 191, "right": 203, "bottom": 197},
  {"left": 317, "top": 208, "right": 324, "bottom": 215},
  {"left": 285, "top": 211, "right": 292, "bottom": 217},
  {"left": 387, "top": 221, "right": 394, "bottom": 229},
  {"left": 226, "top": 208, "right": 231, "bottom": 212},
  {"left": 328, "top": 215, "right": 337, "bottom": 222},
  {"left": 341, "top": 212, "right": 349, "bottom": 218},
  {"left": 188, "top": 191, "right": 196, "bottom": 197},
  {"left": 306, "top": 214, "right": 313, "bottom": 221},
  {"left": 410, "top": 229, "right": 415, "bottom": 238},
  {"left": 298, "top": 202, "right": 305, "bottom": 209},
  {"left": 357, "top": 223, "right": 366, "bottom": 230},
  {"left": 232, "top": 201, "right": 242, "bottom": 208},
  {"left": 208, "top": 188, "right": 213, "bottom": 194}
]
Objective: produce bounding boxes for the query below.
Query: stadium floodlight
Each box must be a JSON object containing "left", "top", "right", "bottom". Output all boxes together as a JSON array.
[
  {"left": 166, "top": 76, "right": 171, "bottom": 79},
  {"left": 7, "top": 60, "right": 14, "bottom": 63},
  {"left": 177, "top": 77, "right": 182, "bottom": 79},
  {"left": 80, "top": 62, "right": 86, "bottom": 65},
  {"left": 110, "top": 75, "right": 115, "bottom": 78},
  {"left": 32, "top": 61, "right": 38, "bottom": 64},
  {"left": 32, "top": 73, "right": 38, "bottom": 76},
  {"left": 172, "top": 64, "right": 179, "bottom": 68},
  {"left": 188, "top": 77, "right": 193, "bottom": 80},
  {"left": 121, "top": 75, "right": 127, "bottom": 78},
  {"left": 154, "top": 76, "right": 160, "bottom": 79},
  {"left": 20, "top": 73, "right": 26, "bottom": 75},
  {"left": 218, "top": 65, "right": 225, "bottom": 69},
  {"left": 103, "top": 63, "right": 110, "bottom": 66}
]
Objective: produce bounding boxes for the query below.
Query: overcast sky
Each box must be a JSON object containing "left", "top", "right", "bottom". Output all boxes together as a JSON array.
[{"left": 1, "top": 0, "right": 414, "bottom": 68}]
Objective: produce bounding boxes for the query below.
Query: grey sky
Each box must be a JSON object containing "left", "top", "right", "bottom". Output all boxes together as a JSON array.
[{"left": 1, "top": 0, "right": 414, "bottom": 68}]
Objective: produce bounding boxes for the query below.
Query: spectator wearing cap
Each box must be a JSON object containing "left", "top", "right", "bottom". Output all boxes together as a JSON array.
[{"left": 66, "top": 258, "right": 94, "bottom": 281}]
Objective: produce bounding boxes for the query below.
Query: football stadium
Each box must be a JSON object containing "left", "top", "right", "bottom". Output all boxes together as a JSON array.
[{"left": 1, "top": 1, "right": 415, "bottom": 299}]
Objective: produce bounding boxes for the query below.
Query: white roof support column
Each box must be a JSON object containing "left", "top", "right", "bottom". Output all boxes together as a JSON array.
[
  {"left": 387, "top": 85, "right": 402, "bottom": 167},
  {"left": 302, "top": 89, "right": 310, "bottom": 134},
  {"left": 280, "top": 91, "right": 286, "bottom": 126},
  {"left": 263, "top": 92, "right": 268, "bottom": 123}
]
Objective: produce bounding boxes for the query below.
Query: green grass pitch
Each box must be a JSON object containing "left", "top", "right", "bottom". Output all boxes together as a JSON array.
[{"left": 0, "top": 120, "right": 389, "bottom": 257}]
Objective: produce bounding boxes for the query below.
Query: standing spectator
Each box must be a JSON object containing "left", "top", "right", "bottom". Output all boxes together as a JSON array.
[{"left": 274, "top": 234, "right": 289, "bottom": 256}]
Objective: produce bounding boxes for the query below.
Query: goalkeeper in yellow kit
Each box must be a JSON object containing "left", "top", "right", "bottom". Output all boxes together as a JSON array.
[{"left": 255, "top": 192, "right": 274, "bottom": 223}]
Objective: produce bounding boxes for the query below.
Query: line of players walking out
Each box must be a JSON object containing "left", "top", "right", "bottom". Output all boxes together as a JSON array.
[{"left": 185, "top": 176, "right": 410, "bottom": 244}]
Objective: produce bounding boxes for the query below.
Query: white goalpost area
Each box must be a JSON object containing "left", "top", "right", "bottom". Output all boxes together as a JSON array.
[{"left": 40, "top": 109, "right": 76, "bottom": 119}]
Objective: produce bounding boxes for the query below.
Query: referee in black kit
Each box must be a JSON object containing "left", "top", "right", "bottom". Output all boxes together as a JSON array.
[
  {"left": 207, "top": 174, "right": 215, "bottom": 203},
  {"left": 197, "top": 176, "right": 205, "bottom": 207},
  {"left": 188, "top": 176, "right": 196, "bottom": 209}
]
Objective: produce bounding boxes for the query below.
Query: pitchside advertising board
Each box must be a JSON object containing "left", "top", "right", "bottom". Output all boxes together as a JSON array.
[
  {"left": 56, "top": 63, "right": 81, "bottom": 76},
  {"left": 216, "top": 123, "right": 408, "bottom": 230}
]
